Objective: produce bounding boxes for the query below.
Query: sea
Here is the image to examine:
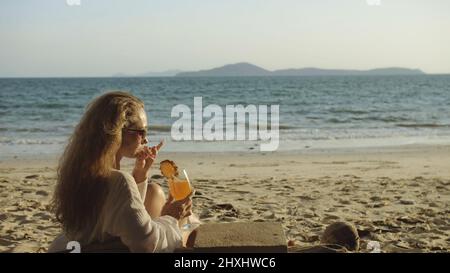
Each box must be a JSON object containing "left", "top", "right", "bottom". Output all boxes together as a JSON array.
[{"left": 1, "top": 75, "right": 450, "bottom": 158}]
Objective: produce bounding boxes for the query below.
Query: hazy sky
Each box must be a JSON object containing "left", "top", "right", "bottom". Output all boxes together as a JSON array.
[{"left": 1, "top": 0, "right": 449, "bottom": 77}]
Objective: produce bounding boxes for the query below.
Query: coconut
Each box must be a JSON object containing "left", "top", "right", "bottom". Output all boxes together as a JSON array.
[{"left": 320, "top": 222, "right": 360, "bottom": 251}]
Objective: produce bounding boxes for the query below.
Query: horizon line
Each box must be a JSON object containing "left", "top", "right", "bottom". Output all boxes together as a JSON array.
[
  {"left": 5, "top": 73, "right": 450, "bottom": 79},
  {"left": 3, "top": 63, "right": 445, "bottom": 78}
]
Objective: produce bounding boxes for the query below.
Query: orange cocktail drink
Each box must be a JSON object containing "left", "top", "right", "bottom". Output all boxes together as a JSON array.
[{"left": 168, "top": 177, "right": 192, "bottom": 201}]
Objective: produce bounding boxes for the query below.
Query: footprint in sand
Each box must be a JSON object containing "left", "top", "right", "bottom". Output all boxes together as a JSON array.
[
  {"left": 0, "top": 238, "right": 14, "bottom": 247},
  {"left": 199, "top": 209, "right": 214, "bottom": 219},
  {"left": 370, "top": 196, "right": 383, "bottom": 202},
  {"left": 340, "top": 186, "right": 355, "bottom": 193},
  {"left": 226, "top": 190, "right": 250, "bottom": 194},
  {"left": 0, "top": 213, "right": 8, "bottom": 221},
  {"left": 33, "top": 212, "right": 52, "bottom": 221},
  {"left": 399, "top": 199, "right": 415, "bottom": 205},
  {"left": 338, "top": 199, "right": 351, "bottom": 205},
  {"left": 35, "top": 190, "right": 49, "bottom": 196},
  {"left": 301, "top": 212, "right": 316, "bottom": 219},
  {"left": 295, "top": 195, "right": 317, "bottom": 201},
  {"left": 196, "top": 179, "right": 210, "bottom": 182}
]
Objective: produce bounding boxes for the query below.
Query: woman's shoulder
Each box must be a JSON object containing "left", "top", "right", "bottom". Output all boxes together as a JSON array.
[
  {"left": 110, "top": 169, "right": 135, "bottom": 183},
  {"left": 108, "top": 169, "right": 138, "bottom": 193}
]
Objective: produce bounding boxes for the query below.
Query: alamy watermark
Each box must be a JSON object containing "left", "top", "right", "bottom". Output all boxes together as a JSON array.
[
  {"left": 66, "top": 0, "right": 81, "bottom": 6},
  {"left": 66, "top": 241, "right": 81, "bottom": 253},
  {"left": 366, "top": 0, "right": 381, "bottom": 6},
  {"left": 171, "top": 97, "right": 279, "bottom": 151},
  {"left": 65, "top": 239, "right": 380, "bottom": 253}
]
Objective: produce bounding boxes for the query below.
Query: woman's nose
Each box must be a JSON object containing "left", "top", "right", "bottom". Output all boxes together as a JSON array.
[{"left": 142, "top": 137, "right": 148, "bottom": 145}]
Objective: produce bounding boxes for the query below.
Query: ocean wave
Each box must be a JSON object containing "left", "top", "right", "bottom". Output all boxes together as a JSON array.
[
  {"left": 153, "top": 123, "right": 297, "bottom": 131},
  {"left": 0, "top": 138, "right": 66, "bottom": 145},
  {"left": 9, "top": 128, "right": 50, "bottom": 133},
  {"left": 396, "top": 123, "right": 450, "bottom": 128},
  {"left": 329, "top": 109, "right": 370, "bottom": 115},
  {"left": 327, "top": 116, "right": 411, "bottom": 124},
  {"left": 327, "top": 117, "right": 348, "bottom": 123},
  {"left": 36, "top": 103, "right": 68, "bottom": 109},
  {"left": 353, "top": 116, "right": 411, "bottom": 123},
  {"left": 240, "top": 123, "right": 297, "bottom": 130},
  {"left": 278, "top": 124, "right": 298, "bottom": 130},
  {"left": 0, "top": 126, "right": 74, "bottom": 133},
  {"left": 148, "top": 124, "right": 172, "bottom": 132}
]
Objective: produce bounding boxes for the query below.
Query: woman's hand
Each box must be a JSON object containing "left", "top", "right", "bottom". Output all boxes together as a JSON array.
[
  {"left": 132, "top": 141, "right": 163, "bottom": 183},
  {"left": 161, "top": 192, "right": 193, "bottom": 224}
]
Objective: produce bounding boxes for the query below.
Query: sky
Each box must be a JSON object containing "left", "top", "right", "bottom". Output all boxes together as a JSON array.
[{"left": 1, "top": 0, "right": 450, "bottom": 77}]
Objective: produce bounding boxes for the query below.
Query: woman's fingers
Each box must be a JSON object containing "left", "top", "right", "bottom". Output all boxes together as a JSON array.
[
  {"left": 138, "top": 141, "right": 164, "bottom": 162},
  {"left": 149, "top": 147, "right": 157, "bottom": 160},
  {"left": 178, "top": 198, "right": 192, "bottom": 207},
  {"left": 139, "top": 145, "right": 157, "bottom": 160},
  {"left": 164, "top": 190, "right": 194, "bottom": 220},
  {"left": 184, "top": 210, "right": 192, "bottom": 218},
  {"left": 174, "top": 199, "right": 192, "bottom": 214},
  {"left": 136, "top": 149, "right": 144, "bottom": 159},
  {"left": 143, "top": 146, "right": 151, "bottom": 157},
  {"left": 144, "top": 157, "right": 154, "bottom": 169},
  {"left": 156, "top": 140, "right": 164, "bottom": 151},
  {"left": 166, "top": 193, "right": 174, "bottom": 203},
  {"left": 136, "top": 146, "right": 153, "bottom": 169},
  {"left": 180, "top": 205, "right": 192, "bottom": 219}
]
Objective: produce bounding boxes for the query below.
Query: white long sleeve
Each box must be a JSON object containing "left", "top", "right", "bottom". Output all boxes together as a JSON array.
[
  {"left": 98, "top": 170, "right": 183, "bottom": 252},
  {"left": 136, "top": 178, "right": 148, "bottom": 202}
]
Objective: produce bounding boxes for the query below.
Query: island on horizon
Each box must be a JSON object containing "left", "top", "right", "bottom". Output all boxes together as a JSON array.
[
  {"left": 112, "top": 62, "right": 425, "bottom": 78},
  {"left": 174, "top": 62, "right": 425, "bottom": 77}
]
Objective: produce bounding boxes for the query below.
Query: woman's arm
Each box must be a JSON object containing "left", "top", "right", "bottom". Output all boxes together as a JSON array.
[{"left": 105, "top": 171, "right": 183, "bottom": 253}]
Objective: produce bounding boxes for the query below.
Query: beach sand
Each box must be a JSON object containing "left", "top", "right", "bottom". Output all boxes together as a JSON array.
[{"left": 0, "top": 144, "right": 449, "bottom": 253}]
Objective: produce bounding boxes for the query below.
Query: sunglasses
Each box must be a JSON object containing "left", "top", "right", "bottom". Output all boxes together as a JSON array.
[{"left": 125, "top": 127, "right": 148, "bottom": 138}]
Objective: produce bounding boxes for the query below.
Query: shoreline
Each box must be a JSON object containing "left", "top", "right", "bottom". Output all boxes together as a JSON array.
[
  {"left": 2, "top": 135, "right": 450, "bottom": 160},
  {"left": 2, "top": 143, "right": 450, "bottom": 176}
]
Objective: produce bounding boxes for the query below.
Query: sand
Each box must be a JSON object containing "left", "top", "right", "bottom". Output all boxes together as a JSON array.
[{"left": 0, "top": 144, "right": 449, "bottom": 253}]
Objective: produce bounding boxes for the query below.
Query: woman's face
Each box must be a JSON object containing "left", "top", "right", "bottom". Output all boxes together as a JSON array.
[{"left": 119, "top": 108, "right": 148, "bottom": 158}]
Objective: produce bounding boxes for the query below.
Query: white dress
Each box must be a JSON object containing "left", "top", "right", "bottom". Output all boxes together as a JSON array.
[{"left": 47, "top": 170, "right": 183, "bottom": 253}]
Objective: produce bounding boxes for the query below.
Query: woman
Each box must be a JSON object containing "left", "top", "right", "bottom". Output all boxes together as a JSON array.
[{"left": 48, "top": 91, "right": 192, "bottom": 252}]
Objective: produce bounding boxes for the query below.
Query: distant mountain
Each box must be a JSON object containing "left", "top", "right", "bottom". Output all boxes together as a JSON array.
[
  {"left": 114, "top": 64, "right": 425, "bottom": 78},
  {"left": 176, "top": 62, "right": 271, "bottom": 77},
  {"left": 176, "top": 63, "right": 425, "bottom": 77},
  {"left": 365, "top": 67, "right": 425, "bottom": 75}
]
